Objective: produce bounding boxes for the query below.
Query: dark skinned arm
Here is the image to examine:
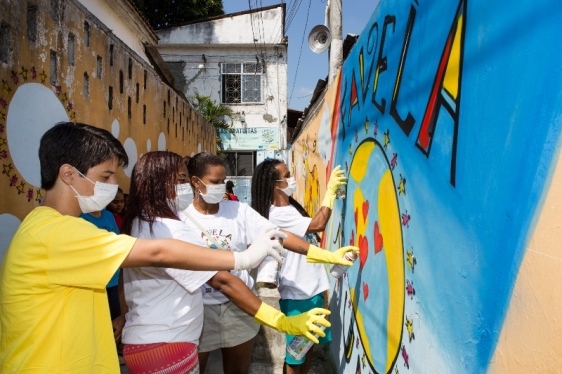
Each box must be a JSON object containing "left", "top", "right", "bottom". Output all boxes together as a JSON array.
[
  {"left": 206, "top": 270, "right": 262, "bottom": 315},
  {"left": 307, "top": 206, "right": 333, "bottom": 233},
  {"left": 279, "top": 229, "right": 310, "bottom": 255},
  {"left": 278, "top": 229, "right": 359, "bottom": 266},
  {"left": 207, "top": 271, "right": 331, "bottom": 341}
]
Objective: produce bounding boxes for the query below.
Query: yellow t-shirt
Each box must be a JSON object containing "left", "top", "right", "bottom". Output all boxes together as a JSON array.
[{"left": 0, "top": 207, "right": 137, "bottom": 373}]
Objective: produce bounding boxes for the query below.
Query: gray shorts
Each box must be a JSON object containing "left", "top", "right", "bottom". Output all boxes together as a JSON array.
[{"left": 198, "top": 301, "right": 260, "bottom": 352}]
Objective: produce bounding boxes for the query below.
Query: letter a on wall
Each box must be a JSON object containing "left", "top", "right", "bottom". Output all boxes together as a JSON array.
[{"left": 416, "top": 0, "right": 466, "bottom": 186}]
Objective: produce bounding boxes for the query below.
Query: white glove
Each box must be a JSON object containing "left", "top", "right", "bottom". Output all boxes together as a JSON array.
[{"left": 233, "top": 226, "right": 288, "bottom": 270}]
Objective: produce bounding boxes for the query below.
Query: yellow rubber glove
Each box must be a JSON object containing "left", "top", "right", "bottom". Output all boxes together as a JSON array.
[
  {"left": 254, "top": 302, "right": 331, "bottom": 344},
  {"left": 306, "top": 244, "right": 359, "bottom": 265},
  {"left": 321, "top": 165, "right": 347, "bottom": 209}
]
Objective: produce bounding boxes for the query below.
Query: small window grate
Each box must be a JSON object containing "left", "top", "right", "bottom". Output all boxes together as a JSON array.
[
  {"left": 83, "top": 72, "right": 89, "bottom": 99},
  {"left": 68, "top": 34, "right": 75, "bottom": 65},
  {"left": 84, "top": 21, "right": 90, "bottom": 47},
  {"left": 27, "top": 5, "right": 38, "bottom": 42},
  {"left": 96, "top": 56, "right": 102, "bottom": 78},
  {"left": 50, "top": 50, "right": 57, "bottom": 85}
]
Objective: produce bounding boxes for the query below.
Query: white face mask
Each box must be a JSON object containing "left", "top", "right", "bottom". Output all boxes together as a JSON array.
[
  {"left": 277, "top": 176, "right": 297, "bottom": 196},
  {"left": 197, "top": 178, "right": 226, "bottom": 204},
  {"left": 69, "top": 168, "right": 118, "bottom": 213},
  {"left": 171, "top": 183, "right": 193, "bottom": 211}
]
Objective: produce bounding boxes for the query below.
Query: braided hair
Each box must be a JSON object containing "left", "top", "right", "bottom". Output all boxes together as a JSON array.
[
  {"left": 251, "top": 159, "right": 282, "bottom": 219},
  {"left": 251, "top": 159, "right": 315, "bottom": 221}
]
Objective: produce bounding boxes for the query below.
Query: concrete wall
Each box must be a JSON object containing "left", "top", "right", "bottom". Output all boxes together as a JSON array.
[
  {"left": 0, "top": 0, "right": 215, "bottom": 260},
  {"left": 292, "top": 0, "right": 562, "bottom": 372},
  {"left": 156, "top": 6, "right": 288, "bottom": 149},
  {"left": 156, "top": 6, "right": 284, "bottom": 45}
]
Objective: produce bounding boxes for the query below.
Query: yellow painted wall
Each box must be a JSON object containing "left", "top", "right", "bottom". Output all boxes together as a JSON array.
[
  {"left": 292, "top": 81, "right": 340, "bottom": 218},
  {"left": 0, "top": 0, "right": 215, "bottom": 222}
]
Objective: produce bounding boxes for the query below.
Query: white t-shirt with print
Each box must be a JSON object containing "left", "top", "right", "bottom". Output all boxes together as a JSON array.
[
  {"left": 268, "top": 205, "right": 330, "bottom": 300},
  {"left": 122, "top": 217, "right": 217, "bottom": 345},
  {"left": 181, "top": 201, "right": 274, "bottom": 305}
]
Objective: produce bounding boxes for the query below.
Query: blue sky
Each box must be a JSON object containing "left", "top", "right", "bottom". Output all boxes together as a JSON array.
[{"left": 223, "top": 0, "right": 380, "bottom": 111}]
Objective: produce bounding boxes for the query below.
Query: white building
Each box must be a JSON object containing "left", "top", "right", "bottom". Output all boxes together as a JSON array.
[
  {"left": 76, "top": 0, "right": 157, "bottom": 63},
  {"left": 156, "top": 4, "right": 288, "bottom": 201}
]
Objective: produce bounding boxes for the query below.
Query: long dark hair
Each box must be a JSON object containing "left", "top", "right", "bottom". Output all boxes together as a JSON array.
[
  {"left": 122, "top": 151, "right": 183, "bottom": 235},
  {"left": 251, "top": 159, "right": 312, "bottom": 220}
]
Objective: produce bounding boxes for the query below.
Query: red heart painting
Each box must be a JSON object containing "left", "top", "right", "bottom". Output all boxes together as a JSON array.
[
  {"left": 374, "top": 221, "right": 383, "bottom": 254},
  {"left": 350, "top": 230, "right": 355, "bottom": 247},
  {"left": 363, "top": 281, "right": 369, "bottom": 301},
  {"left": 362, "top": 200, "right": 369, "bottom": 223},
  {"left": 358, "top": 234, "right": 368, "bottom": 270}
]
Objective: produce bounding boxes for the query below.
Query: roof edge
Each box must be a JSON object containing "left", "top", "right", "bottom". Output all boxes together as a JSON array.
[{"left": 156, "top": 3, "right": 285, "bottom": 31}]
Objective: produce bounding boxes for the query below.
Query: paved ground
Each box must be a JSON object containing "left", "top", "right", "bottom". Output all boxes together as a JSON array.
[
  {"left": 120, "top": 347, "right": 332, "bottom": 374},
  {"left": 202, "top": 343, "right": 332, "bottom": 374}
]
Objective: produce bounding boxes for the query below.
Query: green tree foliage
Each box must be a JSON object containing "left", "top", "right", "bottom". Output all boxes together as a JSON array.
[
  {"left": 188, "top": 93, "right": 234, "bottom": 153},
  {"left": 133, "top": 0, "right": 224, "bottom": 29}
]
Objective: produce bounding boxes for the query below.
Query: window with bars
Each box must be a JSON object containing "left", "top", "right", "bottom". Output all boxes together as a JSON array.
[
  {"left": 221, "top": 63, "right": 262, "bottom": 104},
  {"left": 221, "top": 151, "right": 255, "bottom": 177}
]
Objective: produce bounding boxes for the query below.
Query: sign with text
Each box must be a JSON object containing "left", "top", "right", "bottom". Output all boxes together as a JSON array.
[{"left": 219, "top": 127, "right": 279, "bottom": 150}]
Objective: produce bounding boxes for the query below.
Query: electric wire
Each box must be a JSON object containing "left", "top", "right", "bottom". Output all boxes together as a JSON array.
[
  {"left": 288, "top": 0, "right": 312, "bottom": 106},
  {"left": 247, "top": 0, "right": 262, "bottom": 58},
  {"left": 285, "top": 0, "right": 303, "bottom": 31}
]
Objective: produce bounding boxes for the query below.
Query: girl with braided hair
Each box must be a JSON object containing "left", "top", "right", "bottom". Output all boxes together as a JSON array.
[
  {"left": 251, "top": 159, "right": 347, "bottom": 374},
  {"left": 121, "top": 151, "right": 332, "bottom": 374},
  {"left": 185, "top": 152, "right": 357, "bottom": 374}
]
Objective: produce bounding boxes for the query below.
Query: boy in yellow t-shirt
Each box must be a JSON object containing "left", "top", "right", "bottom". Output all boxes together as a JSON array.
[{"left": 0, "top": 122, "right": 293, "bottom": 373}]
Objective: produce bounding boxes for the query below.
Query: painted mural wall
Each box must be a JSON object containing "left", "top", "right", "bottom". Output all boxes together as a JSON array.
[
  {"left": 292, "top": 0, "right": 562, "bottom": 372},
  {"left": 0, "top": 0, "right": 215, "bottom": 260}
]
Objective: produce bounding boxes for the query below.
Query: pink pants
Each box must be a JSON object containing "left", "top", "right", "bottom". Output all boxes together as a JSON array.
[{"left": 123, "top": 342, "right": 199, "bottom": 374}]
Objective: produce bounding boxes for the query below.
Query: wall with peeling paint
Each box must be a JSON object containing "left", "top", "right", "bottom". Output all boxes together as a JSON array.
[
  {"left": 292, "top": 0, "right": 562, "bottom": 372},
  {"left": 0, "top": 0, "right": 215, "bottom": 261},
  {"left": 156, "top": 5, "right": 288, "bottom": 150}
]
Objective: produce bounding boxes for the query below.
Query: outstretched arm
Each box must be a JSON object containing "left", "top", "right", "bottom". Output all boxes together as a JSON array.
[
  {"left": 121, "top": 227, "right": 287, "bottom": 270},
  {"left": 122, "top": 238, "right": 237, "bottom": 270},
  {"left": 208, "top": 271, "right": 329, "bottom": 343},
  {"left": 307, "top": 206, "right": 333, "bottom": 233},
  {"left": 308, "top": 165, "right": 347, "bottom": 232},
  {"left": 279, "top": 229, "right": 359, "bottom": 266},
  {"left": 206, "top": 271, "right": 262, "bottom": 315}
]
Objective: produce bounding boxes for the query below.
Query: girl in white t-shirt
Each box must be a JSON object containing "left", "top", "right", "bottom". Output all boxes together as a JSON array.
[
  {"left": 121, "top": 152, "right": 333, "bottom": 374},
  {"left": 251, "top": 159, "right": 347, "bottom": 374},
  {"left": 185, "top": 153, "right": 357, "bottom": 374}
]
